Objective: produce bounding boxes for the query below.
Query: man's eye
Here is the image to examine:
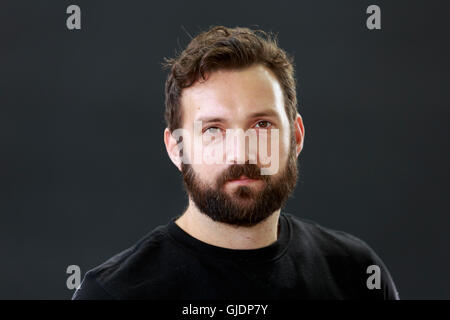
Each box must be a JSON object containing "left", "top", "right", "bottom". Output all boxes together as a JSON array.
[
  {"left": 204, "top": 127, "right": 222, "bottom": 134},
  {"left": 255, "top": 120, "right": 272, "bottom": 129}
]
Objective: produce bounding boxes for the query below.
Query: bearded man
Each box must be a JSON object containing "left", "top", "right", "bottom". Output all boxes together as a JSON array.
[{"left": 73, "top": 26, "right": 399, "bottom": 300}]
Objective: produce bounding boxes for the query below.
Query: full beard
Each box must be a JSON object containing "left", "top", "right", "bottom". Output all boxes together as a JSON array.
[{"left": 180, "top": 139, "right": 299, "bottom": 227}]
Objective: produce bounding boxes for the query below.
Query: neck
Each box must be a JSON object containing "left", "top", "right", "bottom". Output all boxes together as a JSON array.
[{"left": 175, "top": 199, "right": 281, "bottom": 250}]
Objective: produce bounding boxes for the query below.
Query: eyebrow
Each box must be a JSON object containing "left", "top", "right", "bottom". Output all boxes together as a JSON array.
[
  {"left": 195, "top": 109, "right": 280, "bottom": 124},
  {"left": 250, "top": 110, "right": 280, "bottom": 119}
]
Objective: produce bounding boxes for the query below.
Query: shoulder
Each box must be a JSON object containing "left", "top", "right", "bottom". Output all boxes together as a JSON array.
[
  {"left": 72, "top": 223, "right": 171, "bottom": 300},
  {"left": 284, "top": 212, "right": 379, "bottom": 261},
  {"left": 282, "top": 212, "right": 400, "bottom": 299}
]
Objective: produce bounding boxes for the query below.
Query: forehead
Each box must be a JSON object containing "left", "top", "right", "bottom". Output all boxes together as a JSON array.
[{"left": 180, "top": 64, "right": 286, "bottom": 124}]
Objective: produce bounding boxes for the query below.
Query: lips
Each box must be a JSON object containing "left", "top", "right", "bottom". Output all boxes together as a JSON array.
[
  {"left": 231, "top": 175, "right": 250, "bottom": 181},
  {"left": 228, "top": 175, "right": 259, "bottom": 182}
]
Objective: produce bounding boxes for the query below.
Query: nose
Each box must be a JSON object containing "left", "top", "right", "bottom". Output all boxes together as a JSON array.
[{"left": 225, "top": 129, "right": 258, "bottom": 165}]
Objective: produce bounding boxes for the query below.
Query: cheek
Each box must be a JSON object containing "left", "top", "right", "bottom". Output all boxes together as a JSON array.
[
  {"left": 276, "top": 124, "right": 291, "bottom": 156},
  {"left": 191, "top": 163, "right": 223, "bottom": 185},
  {"left": 256, "top": 128, "right": 290, "bottom": 173},
  {"left": 188, "top": 133, "right": 225, "bottom": 165}
]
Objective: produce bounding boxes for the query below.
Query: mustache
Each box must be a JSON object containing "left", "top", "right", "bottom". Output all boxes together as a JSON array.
[{"left": 217, "top": 164, "right": 269, "bottom": 186}]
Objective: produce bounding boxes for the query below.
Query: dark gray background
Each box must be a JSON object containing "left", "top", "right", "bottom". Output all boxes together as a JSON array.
[{"left": 1, "top": 0, "right": 449, "bottom": 299}]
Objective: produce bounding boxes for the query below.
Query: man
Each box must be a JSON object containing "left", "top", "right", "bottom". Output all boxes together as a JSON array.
[{"left": 72, "top": 26, "right": 399, "bottom": 300}]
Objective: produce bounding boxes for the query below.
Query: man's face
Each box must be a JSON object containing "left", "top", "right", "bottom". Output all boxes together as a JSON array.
[{"left": 177, "top": 64, "right": 300, "bottom": 227}]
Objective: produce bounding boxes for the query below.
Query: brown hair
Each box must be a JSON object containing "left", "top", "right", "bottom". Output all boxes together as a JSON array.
[{"left": 163, "top": 25, "right": 298, "bottom": 133}]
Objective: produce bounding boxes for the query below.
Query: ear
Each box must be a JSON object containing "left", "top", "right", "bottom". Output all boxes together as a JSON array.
[
  {"left": 294, "top": 113, "right": 305, "bottom": 157},
  {"left": 164, "top": 127, "right": 182, "bottom": 171}
]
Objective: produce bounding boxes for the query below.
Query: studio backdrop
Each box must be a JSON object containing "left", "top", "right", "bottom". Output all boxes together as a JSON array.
[{"left": 0, "top": 0, "right": 449, "bottom": 299}]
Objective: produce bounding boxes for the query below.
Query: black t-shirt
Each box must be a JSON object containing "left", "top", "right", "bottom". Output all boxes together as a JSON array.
[{"left": 72, "top": 212, "right": 400, "bottom": 300}]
